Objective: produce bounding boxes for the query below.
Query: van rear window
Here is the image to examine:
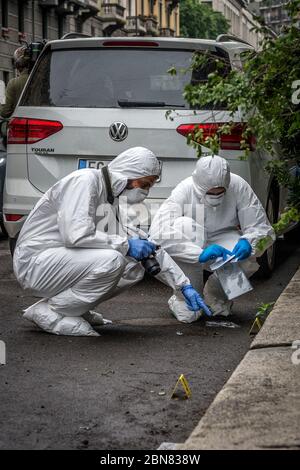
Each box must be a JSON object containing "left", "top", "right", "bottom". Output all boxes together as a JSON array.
[{"left": 21, "top": 47, "right": 230, "bottom": 109}]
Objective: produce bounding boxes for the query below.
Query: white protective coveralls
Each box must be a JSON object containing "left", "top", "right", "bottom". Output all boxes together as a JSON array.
[
  {"left": 150, "top": 155, "right": 276, "bottom": 318},
  {"left": 14, "top": 147, "right": 193, "bottom": 336}
]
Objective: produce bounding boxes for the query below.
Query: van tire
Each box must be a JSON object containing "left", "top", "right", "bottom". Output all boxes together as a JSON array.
[
  {"left": 9, "top": 237, "right": 17, "bottom": 256},
  {"left": 257, "top": 188, "right": 278, "bottom": 278},
  {"left": 0, "top": 220, "right": 8, "bottom": 238},
  {"left": 283, "top": 224, "right": 300, "bottom": 242}
]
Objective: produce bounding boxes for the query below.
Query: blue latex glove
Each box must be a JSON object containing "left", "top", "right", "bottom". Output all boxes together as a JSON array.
[
  {"left": 232, "top": 238, "right": 252, "bottom": 261},
  {"left": 199, "top": 244, "right": 232, "bottom": 263},
  {"left": 127, "top": 238, "right": 156, "bottom": 261},
  {"left": 181, "top": 285, "right": 212, "bottom": 316}
]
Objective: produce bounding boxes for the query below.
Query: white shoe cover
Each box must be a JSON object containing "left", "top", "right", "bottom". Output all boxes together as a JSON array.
[
  {"left": 83, "top": 310, "right": 113, "bottom": 326},
  {"left": 52, "top": 316, "right": 100, "bottom": 336},
  {"left": 168, "top": 295, "right": 202, "bottom": 323},
  {"left": 23, "top": 299, "right": 62, "bottom": 331},
  {"left": 23, "top": 300, "right": 99, "bottom": 336},
  {"left": 205, "top": 300, "right": 233, "bottom": 317}
]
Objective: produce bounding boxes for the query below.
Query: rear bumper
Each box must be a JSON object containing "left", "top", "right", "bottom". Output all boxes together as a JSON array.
[
  {"left": 3, "top": 192, "right": 165, "bottom": 240},
  {"left": 3, "top": 215, "right": 25, "bottom": 239},
  {"left": 3, "top": 177, "right": 43, "bottom": 238}
]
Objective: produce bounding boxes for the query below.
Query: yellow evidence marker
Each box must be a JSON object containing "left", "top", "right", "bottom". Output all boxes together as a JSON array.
[
  {"left": 171, "top": 374, "right": 192, "bottom": 400},
  {"left": 249, "top": 317, "right": 263, "bottom": 335}
]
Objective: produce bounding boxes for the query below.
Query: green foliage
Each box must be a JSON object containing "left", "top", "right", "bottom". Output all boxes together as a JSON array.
[
  {"left": 178, "top": 0, "right": 300, "bottom": 232},
  {"left": 272, "top": 207, "right": 300, "bottom": 235},
  {"left": 256, "top": 302, "right": 275, "bottom": 322},
  {"left": 180, "top": 0, "right": 229, "bottom": 39},
  {"left": 256, "top": 235, "right": 274, "bottom": 253}
]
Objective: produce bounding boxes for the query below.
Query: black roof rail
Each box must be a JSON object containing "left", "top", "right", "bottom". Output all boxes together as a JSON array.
[
  {"left": 216, "top": 34, "right": 253, "bottom": 47},
  {"left": 60, "top": 32, "right": 92, "bottom": 40}
]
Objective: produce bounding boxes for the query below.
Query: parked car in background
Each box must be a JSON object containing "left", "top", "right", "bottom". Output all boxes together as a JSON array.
[
  {"left": 0, "top": 120, "right": 7, "bottom": 238},
  {"left": 2, "top": 35, "right": 293, "bottom": 274}
]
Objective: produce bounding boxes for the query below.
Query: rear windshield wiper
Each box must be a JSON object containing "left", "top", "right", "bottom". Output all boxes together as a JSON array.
[{"left": 118, "top": 99, "right": 185, "bottom": 108}]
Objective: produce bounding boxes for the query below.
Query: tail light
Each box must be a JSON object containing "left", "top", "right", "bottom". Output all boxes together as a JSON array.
[
  {"left": 7, "top": 118, "right": 63, "bottom": 144},
  {"left": 5, "top": 214, "right": 24, "bottom": 222},
  {"left": 176, "top": 123, "right": 256, "bottom": 151}
]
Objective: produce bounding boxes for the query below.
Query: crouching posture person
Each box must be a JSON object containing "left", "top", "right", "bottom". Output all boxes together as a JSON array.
[
  {"left": 13, "top": 147, "right": 209, "bottom": 336},
  {"left": 150, "top": 155, "right": 275, "bottom": 319}
]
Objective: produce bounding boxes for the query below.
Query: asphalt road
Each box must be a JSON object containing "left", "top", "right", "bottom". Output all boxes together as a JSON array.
[{"left": 0, "top": 234, "right": 299, "bottom": 450}]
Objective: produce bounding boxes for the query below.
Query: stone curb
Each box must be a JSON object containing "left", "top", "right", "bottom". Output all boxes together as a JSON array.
[{"left": 177, "top": 266, "right": 300, "bottom": 450}]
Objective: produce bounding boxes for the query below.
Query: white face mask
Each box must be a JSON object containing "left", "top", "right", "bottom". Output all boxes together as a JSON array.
[
  {"left": 204, "top": 193, "right": 225, "bottom": 207},
  {"left": 121, "top": 187, "right": 149, "bottom": 204}
]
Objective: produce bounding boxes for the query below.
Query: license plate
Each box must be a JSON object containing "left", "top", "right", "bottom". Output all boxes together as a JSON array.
[
  {"left": 78, "top": 158, "right": 163, "bottom": 182},
  {"left": 78, "top": 159, "right": 110, "bottom": 170}
]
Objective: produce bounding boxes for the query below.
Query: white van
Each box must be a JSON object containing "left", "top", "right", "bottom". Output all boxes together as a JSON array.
[{"left": 3, "top": 36, "right": 287, "bottom": 274}]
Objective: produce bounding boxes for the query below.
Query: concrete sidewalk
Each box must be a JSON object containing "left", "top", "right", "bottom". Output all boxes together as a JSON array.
[{"left": 177, "top": 267, "right": 300, "bottom": 450}]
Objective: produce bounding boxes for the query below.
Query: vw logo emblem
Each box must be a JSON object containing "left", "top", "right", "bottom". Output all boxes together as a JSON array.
[{"left": 109, "top": 122, "right": 128, "bottom": 142}]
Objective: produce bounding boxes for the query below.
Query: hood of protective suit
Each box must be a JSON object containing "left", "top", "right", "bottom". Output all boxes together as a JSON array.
[
  {"left": 192, "top": 155, "right": 231, "bottom": 199},
  {"left": 108, "top": 147, "right": 161, "bottom": 197}
]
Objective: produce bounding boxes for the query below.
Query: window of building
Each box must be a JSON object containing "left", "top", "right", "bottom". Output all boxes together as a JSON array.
[
  {"left": 58, "top": 15, "right": 65, "bottom": 38},
  {"left": 141, "top": 0, "right": 144, "bottom": 16},
  {"left": 166, "top": 5, "right": 171, "bottom": 29},
  {"left": 127, "top": 0, "right": 132, "bottom": 17},
  {"left": 159, "top": 1, "right": 163, "bottom": 25},
  {"left": 91, "top": 24, "right": 95, "bottom": 36},
  {"left": 42, "top": 9, "right": 48, "bottom": 39},
  {"left": 149, "top": 0, "right": 154, "bottom": 15},
  {"left": 3, "top": 70, "right": 9, "bottom": 86},
  {"left": 75, "top": 18, "right": 82, "bottom": 33},
  {"left": 1, "top": 0, "right": 8, "bottom": 28},
  {"left": 17, "top": 0, "right": 25, "bottom": 33}
]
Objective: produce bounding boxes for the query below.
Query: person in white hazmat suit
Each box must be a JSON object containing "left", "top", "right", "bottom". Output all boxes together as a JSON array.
[
  {"left": 13, "top": 147, "right": 210, "bottom": 336},
  {"left": 150, "top": 155, "right": 276, "bottom": 319}
]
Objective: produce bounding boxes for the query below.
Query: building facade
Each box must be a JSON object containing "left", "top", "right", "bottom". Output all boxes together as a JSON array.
[
  {"left": 0, "top": 0, "right": 102, "bottom": 84},
  {"left": 0, "top": 0, "right": 180, "bottom": 86},
  {"left": 202, "top": 0, "right": 262, "bottom": 48},
  {"left": 258, "top": 0, "right": 296, "bottom": 35},
  {"left": 101, "top": 1, "right": 179, "bottom": 37}
]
